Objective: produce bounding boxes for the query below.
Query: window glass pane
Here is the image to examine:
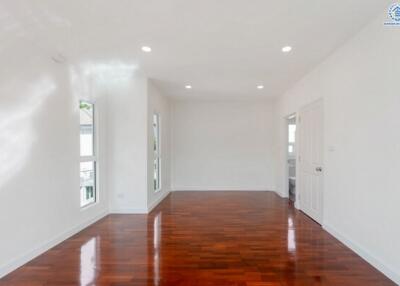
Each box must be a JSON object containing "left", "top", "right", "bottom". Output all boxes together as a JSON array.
[
  {"left": 154, "top": 158, "right": 160, "bottom": 191},
  {"left": 80, "top": 101, "right": 94, "bottom": 157},
  {"left": 80, "top": 161, "right": 96, "bottom": 207},
  {"left": 153, "top": 114, "right": 159, "bottom": 154},
  {"left": 288, "top": 145, "right": 294, "bottom": 153},
  {"left": 288, "top": 124, "right": 296, "bottom": 143},
  {"left": 153, "top": 113, "right": 161, "bottom": 191}
]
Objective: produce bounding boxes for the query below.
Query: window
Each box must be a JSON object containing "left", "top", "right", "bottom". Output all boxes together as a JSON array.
[
  {"left": 153, "top": 113, "right": 161, "bottom": 192},
  {"left": 288, "top": 124, "right": 296, "bottom": 155},
  {"left": 80, "top": 101, "right": 96, "bottom": 207}
]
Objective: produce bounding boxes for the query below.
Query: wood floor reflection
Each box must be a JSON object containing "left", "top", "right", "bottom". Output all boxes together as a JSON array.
[{"left": 0, "top": 192, "right": 395, "bottom": 285}]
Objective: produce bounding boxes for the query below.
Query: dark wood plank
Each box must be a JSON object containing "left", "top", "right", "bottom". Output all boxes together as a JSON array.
[{"left": 0, "top": 192, "right": 395, "bottom": 285}]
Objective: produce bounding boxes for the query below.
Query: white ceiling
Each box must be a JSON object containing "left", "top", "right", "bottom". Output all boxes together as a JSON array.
[{"left": 0, "top": 0, "right": 391, "bottom": 98}]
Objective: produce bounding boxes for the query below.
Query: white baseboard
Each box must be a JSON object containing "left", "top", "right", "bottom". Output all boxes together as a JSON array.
[
  {"left": 0, "top": 192, "right": 172, "bottom": 279},
  {"left": 148, "top": 191, "right": 170, "bottom": 213},
  {"left": 109, "top": 208, "right": 148, "bottom": 214},
  {"left": 172, "top": 186, "right": 274, "bottom": 191},
  {"left": 274, "top": 189, "right": 288, "bottom": 198},
  {"left": 7, "top": 196, "right": 397, "bottom": 286},
  {"left": 0, "top": 210, "right": 108, "bottom": 279},
  {"left": 323, "top": 223, "right": 399, "bottom": 285},
  {"left": 109, "top": 192, "right": 171, "bottom": 214}
]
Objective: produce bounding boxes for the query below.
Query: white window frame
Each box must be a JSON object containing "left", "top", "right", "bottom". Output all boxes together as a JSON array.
[
  {"left": 153, "top": 113, "right": 161, "bottom": 192},
  {"left": 80, "top": 100, "right": 97, "bottom": 208}
]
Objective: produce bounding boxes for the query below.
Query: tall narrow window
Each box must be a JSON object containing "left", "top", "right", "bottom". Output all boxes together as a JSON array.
[
  {"left": 153, "top": 113, "right": 161, "bottom": 192},
  {"left": 80, "top": 101, "right": 96, "bottom": 207},
  {"left": 288, "top": 124, "right": 296, "bottom": 156}
]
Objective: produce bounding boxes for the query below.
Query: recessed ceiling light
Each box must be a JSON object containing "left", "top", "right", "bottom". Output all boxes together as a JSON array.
[
  {"left": 141, "top": 46, "right": 152, "bottom": 52},
  {"left": 185, "top": 85, "right": 192, "bottom": 89},
  {"left": 257, "top": 85, "right": 264, "bottom": 89},
  {"left": 282, "top": 46, "right": 292, "bottom": 53}
]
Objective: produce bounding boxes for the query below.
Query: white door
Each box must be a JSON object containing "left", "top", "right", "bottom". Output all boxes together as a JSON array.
[{"left": 298, "top": 100, "right": 323, "bottom": 224}]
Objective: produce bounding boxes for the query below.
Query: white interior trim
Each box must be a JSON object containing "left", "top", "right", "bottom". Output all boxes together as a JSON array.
[
  {"left": 172, "top": 186, "right": 274, "bottom": 191},
  {"left": 323, "top": 223, "right": 399, "bottom": 285},
  {"left": 274, "top": 190, "right": 288, "bottom": 198},
  {"left": 0, "top": 191, "right": 172, "bottom": 279},
  {"left": 0, "top": 210, "right": 108, "bottom": 279},
  {"left": 1, "top": 189, "right": 397, "bottom": 284},
  {"left": 108, "top": 208, "right": 148, "bottom": 214},
  {"left": 147, "top": 191, "right": 171, "bottom": 213}
]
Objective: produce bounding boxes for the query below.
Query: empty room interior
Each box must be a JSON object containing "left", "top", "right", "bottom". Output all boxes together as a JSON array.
[{"left": 1, "top": 1, "right": 400, "bottom": 285}]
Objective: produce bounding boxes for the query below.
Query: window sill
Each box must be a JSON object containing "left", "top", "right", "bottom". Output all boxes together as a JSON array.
[{"left": 80, "top": 201, "right": 98, "bottom": 211}]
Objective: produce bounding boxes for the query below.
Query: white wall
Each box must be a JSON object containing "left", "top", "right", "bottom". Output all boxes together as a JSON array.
[
  {"left": 171, "top": 99, "right": 276, "bottom": 191},
  {"left": 0, "top": 57, "right": 172, "bottom": 276},
  {"left": 0, "top": 54, "right": 173, "bottom": 276},
  {"left": 0, "top": 52, "right": 109, "bottom": 276},
  {"left": 275, "top": 12, "right": 400, "bottom": 284},
  {"left": 106, "top": 77, "right": 172, "bottom": 214},
  {"left": 147, "top": 81, "right": 172, "bottom": 211},
  {"left": 1, "top": 7, "right": 398, "bottom": 285},
  {"left": 106, "top": 70, "right": 149, "bottom": 213}
]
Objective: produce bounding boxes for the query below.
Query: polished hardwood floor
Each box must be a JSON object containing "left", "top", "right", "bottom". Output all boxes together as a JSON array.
[{"left": 0, "top": 192, "right": 395, "bottom": 285}]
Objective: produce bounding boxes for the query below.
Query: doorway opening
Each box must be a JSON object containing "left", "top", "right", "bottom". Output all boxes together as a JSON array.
[{"left": 286, "top": 115, "right": 297, "bottom": 203}]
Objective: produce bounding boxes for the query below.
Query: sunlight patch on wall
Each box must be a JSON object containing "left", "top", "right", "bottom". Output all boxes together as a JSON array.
[
  {"left": 69, "top": 61, "right": 138, "bottom": 106},
  {"left": 0, "top": 77, "right": 56, "bottom": 190}
]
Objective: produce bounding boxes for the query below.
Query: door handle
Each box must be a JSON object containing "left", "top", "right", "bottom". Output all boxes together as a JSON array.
[{"left": 316, "top": 167, "right": 323, "bottom": 172}]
